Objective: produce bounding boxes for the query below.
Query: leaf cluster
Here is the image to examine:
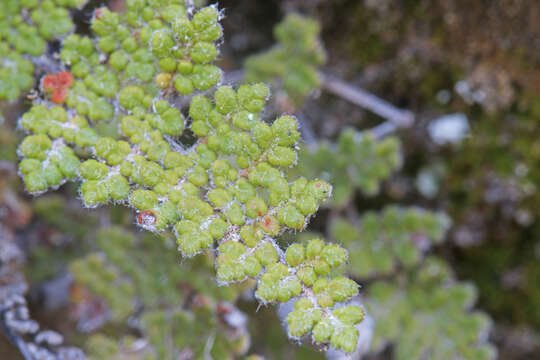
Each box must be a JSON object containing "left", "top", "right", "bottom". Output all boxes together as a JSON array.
[
  {"left": 16, "top": 1, "right": 365, "bottom": 354},
  {"left": 0, "top": 0, "right": 86, "bottom": 100}
]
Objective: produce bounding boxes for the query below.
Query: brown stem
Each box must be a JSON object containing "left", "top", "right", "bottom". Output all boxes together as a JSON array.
[{"left": 321, "top": 74, "right": 415, "bottom": 129}]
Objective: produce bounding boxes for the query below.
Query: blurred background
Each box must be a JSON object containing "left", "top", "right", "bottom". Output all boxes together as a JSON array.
[{"left": 1, "top": 0, "right": 539, "bottom": 359}]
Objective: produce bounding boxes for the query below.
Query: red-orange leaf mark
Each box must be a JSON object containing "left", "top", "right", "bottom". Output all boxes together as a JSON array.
[
  {"left": 262, "top": 216, "right": 272, "bottom": 227},
  {"left": 93, "top": 8, "right": 104, "bottom": 19},
  {"left": 260, "top": 215, "right": 279, "bottom": 233},
  {"left": 41, "top": 71, "right": 74, "bottom": 104},
  {"left": 137, "top": 210, "right": 156, "bottom": 227}
]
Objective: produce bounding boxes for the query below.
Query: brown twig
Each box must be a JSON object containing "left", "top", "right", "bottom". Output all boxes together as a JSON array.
[{"left": 321, "top": 73, "right": 415, "bottom": 130}]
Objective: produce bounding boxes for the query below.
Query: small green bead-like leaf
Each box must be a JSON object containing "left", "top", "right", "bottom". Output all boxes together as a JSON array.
[
  {"left": 312, "top": 318, "right": 333, "bottom": 343},
  {"left": 172, "top": 17, "right": 194, "bottom": 39},
  {"left": 331, "top": 326, "right": 359, "bottom": 353},
  {"left": 232, "top": 178, "right": 256, "bottom": 202},
  {"left": 192, "top": 6, "right": 219, "bottom": 31},
  {"left": 286, "top": 309, "right": 315, "bottom": 338},
  {"left": 307, "top": 180, "right": 332, "bottom": 200},
  {"left": 189, "top": 95, "right": 213, "bottom": 122},
  {"left": 272, "top": 115, "right": 299, "bottom": 146},
  {"left": 296, "top": 266, "right": 316, "bottom": 286},
  {"left": 255, "top": 242, "right": 279, "bottom": 266},
  {"left": 277, "top": 277, "right": 302, "bottom": 302},
  {"left": 43, "top": 164, "right": 62, "bottom": 186},
  {"left": 81, "top": 180, "right": 109, "bottom": 207},
  {"left": 240, "top": 225, "right": 263, "bottom": 247},
  {"left": 19, "top": 134, "right": 51, "bottom": 160},
  {"left": 243, "top": 256, "right": 262, "bottom": 277},
  {"left": 285, "top": 244, "right": 305, "bottom": 267},
  {"left": 178, "top": 198, "right": 213, "bottom": 222},
  {"left": 139, "top": 161, "right": 164, "bottom": 186},
  {"left": 313, "top": 259, "right": 331, "bottom": 276},
  {"left": 79, "top": 160, "right": 109, "bottom": 180},
  {"left": 215, "top": 86, "right": 237, "bottom": 114},
  {"left": 306, "top": 238, "right": 325, "bottom": 259},
  {"left": 129, "top": 189, "right": 158, "bottom": 210},
  {"left": 186, "top": 165, "right": 208, "bottom": 186},
  {"left": 163, "top": 151, "right": 191, "bottom": 169},
  {"left": 176, "top": 234, "right": 202, "bottom": 256},
  {"left": 19, "top": 158, "right": 42, "bottom": 175},
  {"left": 268, "top": 146, "right": 297, "bottom": 167},
  {"left": 118, "top": 85, "right": 145, "bottom": 110},
  {"left": 174, "top": 75, "right": 194, "bottom": 95},
  {"left": 226, "top": 202, "right": 245, "bottom": 225},
  {"left": 108, "top": 174, "right": 130, "bottom": 200},
  {"left": 296, "top": 194, "right": 317, "bottom": 215},
  {"left": 251, "top": 122, "right": 273, "bottom": 148},
  {"left": 321, "top": 243, "right": 348, "bottom": 268},
  {"left": 237, "top": 84, "right": 267, "bottom": 113},
  {"left": 208, "top": 217, "right": 228, "bottom": 239},
  {"left": 312, "top": 278, "right": 328, "bottom": 294},
  {"left": 151, "top": 30, "right": 174, "bottom": 58},
  {"left": 317, "top": 293, "right": 334, "bottom": 308},
  {"left": 177, "top": 60, "right": 193, "bottom": 75},
  {"left": 24, "top": 171, "right": 48, "bottom": 193},
  {"left": 333, "top": 305, "right": 365, "bottom": 325},
  {"left": 245, "top": 197, "right": 267, "bottom": 218},
  {"left": 191, "top": 41, "right": 217, "bottom": 64},
  {"left": 191, "top": 64, "right": 221, "bottom": 91},
  {"left": 95, "top": 137, "right": 117, "bottom": 159},
  {"left": 208, "top": 188, "right": 232, "bottom": 207}
]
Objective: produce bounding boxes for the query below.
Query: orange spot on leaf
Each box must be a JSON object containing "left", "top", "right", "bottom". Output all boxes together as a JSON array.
[
  {"left": 57, "top": 71, "right": 74, "bottom": 88},
  {"left": 137, "top": 210, "right": 156, "bottom": 227},
  {"left": 41, "top": 71, "right": 74, "bottom": 104},
  {"left": 94, "top": 8, "right": 104, "bottom": 19}
]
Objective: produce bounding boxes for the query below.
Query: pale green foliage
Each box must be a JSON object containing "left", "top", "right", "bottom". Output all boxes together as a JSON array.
[
  {"left": 71, "top": 227, "right": 250, "bottom": 359},
  {"left": 294, "top": 129, "right": 402, "bottom": 207},
  {"left": 325, "top": 209, "right": 493, "bottom": 358},
  {"left": 331, "top": 206, "right": 450, "bottom": 278},
  {"left": 0, "top": 0, "right": 87, "bottom": 100},
  {"left": 291, "top": 136, "right": 492, "bottom": 358},
  {"left": 366, "top": 258, "right": 496, "bottom": 360},
  {"left": 85, "top": 335, "right": 153, "bottom": 360},
  {"left": 16, "top": 0, "right": 364, "bottom": 353},
  {"left": 244, "top": 13, "right": 326, "bottom": 106},
  {"left": 301, "top": 215, "right": 494, "bottom": 358}
]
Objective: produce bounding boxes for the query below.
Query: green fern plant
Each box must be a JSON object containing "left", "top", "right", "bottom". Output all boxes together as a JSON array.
[
  {"left": 293, "top": 201, "right": 495, "bottom": 359},
  {"left": 71, "top": 227, "right": 251, "bottom": 359},
  {"left": 330, "top": 206, "right": 450, "bottom": 278},
  {"left": 16, "top": 0, "right": 364, "bottom": 354},
  {"left": 366, "top": 257, "right": 496, "bottom": 360},
  {"left": 295, "top": 132, "right": 495, "bottom": 358}
]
